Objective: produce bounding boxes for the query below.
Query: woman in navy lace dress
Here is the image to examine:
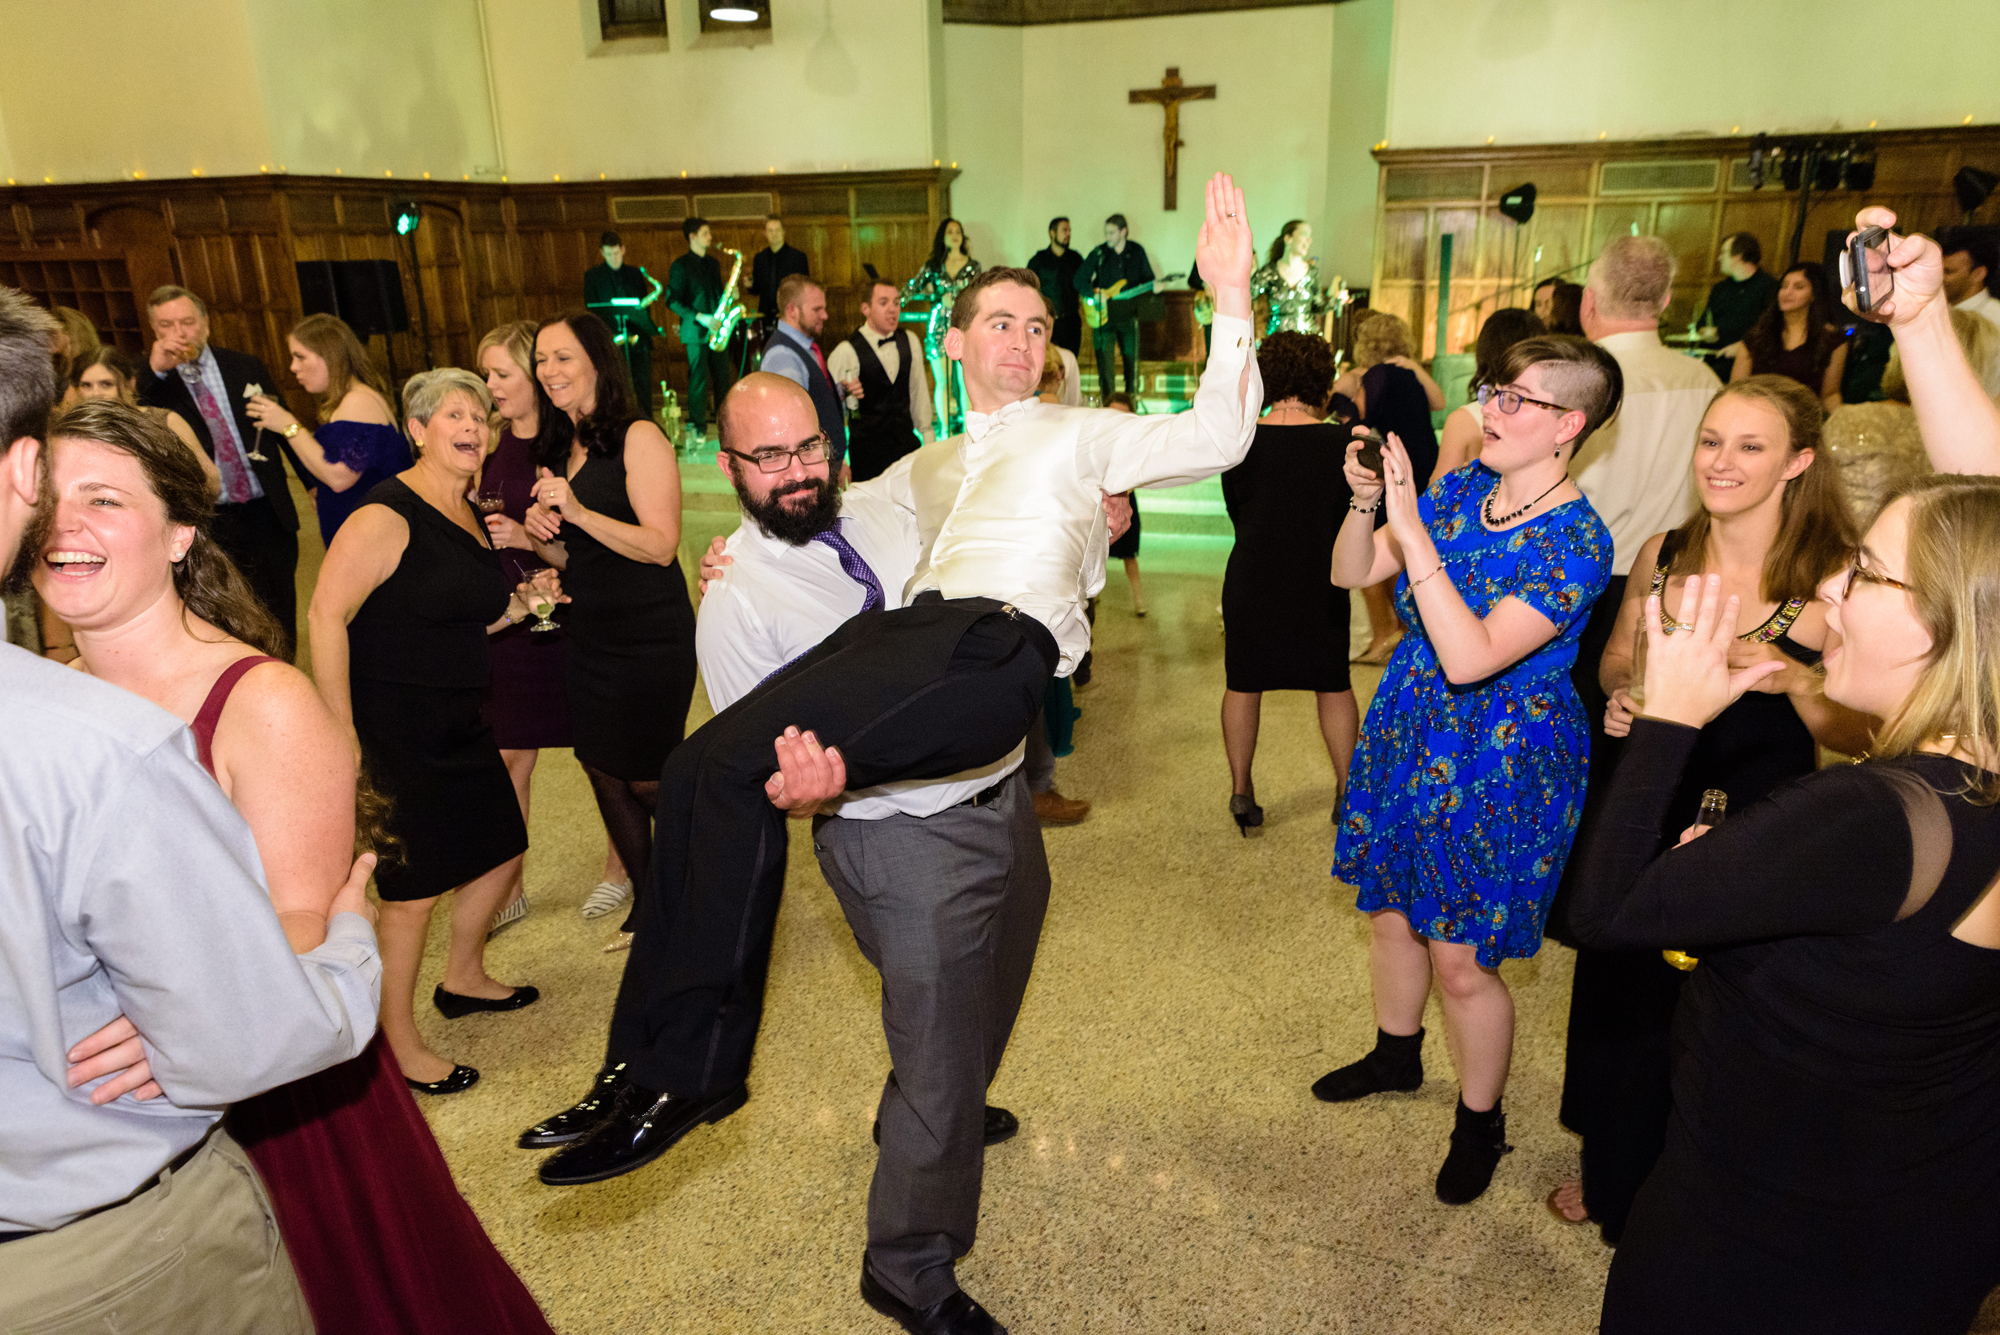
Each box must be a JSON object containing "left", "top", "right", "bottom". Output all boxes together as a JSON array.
[{"left": 246, "top": 314, "right": 410, "bottom": 542}]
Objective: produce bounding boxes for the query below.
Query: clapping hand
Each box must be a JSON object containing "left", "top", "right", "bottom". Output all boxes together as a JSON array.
[
  {"left": 1374, "top": 431, "right": 1425, "bottom": 543},
  {"left": 1844, "top": 207, "right": 1941, "bottom": 328},
  {"left": 1342, "top": 427, "right": 1386, "bottom": 507},
  {"left": 1637, "top": 575, "right": 1786, "bottom": 729},
  {"left": 765, "top": 726, "right": 846, "bottom": 819}
]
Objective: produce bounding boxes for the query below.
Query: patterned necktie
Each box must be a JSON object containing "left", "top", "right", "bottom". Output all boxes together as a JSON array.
[
  {"left": 180, "top": 365, "right": 254, "bottom": 504},
  {"left": 811, "top": 521, "right": 884, "bottom": 614}
]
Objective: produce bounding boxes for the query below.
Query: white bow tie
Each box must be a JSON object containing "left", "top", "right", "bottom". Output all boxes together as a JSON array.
[{"left": 964, "top": 397, "right": 1036, "bottom": 444}]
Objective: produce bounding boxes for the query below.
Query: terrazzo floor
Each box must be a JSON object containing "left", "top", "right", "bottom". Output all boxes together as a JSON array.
[{"left": 283, "top": 468, "right": 2000, "bottom": 1335}]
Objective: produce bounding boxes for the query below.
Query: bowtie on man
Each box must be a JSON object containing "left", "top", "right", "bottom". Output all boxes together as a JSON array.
[
  {"left": 758, "top": 275, "right": 849, "bottom": 464},
  {"left": 827, "top": 277, "right": 934, "bottom": 482},
  {"left": 136, "top": 285, "right": 305, "bottom": 653},
  {"left": 522, "top": 178, "right": 1259, "bottom": 1317}
]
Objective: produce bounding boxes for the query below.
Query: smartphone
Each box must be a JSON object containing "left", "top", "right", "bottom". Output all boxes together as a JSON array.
[
  {"left": 1353, "top": 429, "right": 1385, "bottom": 479},
  {"left": 1841, "top": 226, "right": 1895, "bottom": 316}
]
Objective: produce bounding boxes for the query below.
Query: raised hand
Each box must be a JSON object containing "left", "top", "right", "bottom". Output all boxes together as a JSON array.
[
  {"left": 1342, "top": 427, "right": 1386, "bottom": 507},
  {"left": 1845, "top": 207, "right": 1942, "bottom": 328},
  {"left": 1194, "top": 173, "right": 1254, "bottom": 320},
  {"left": 1376, "top": 432, "right": 1423, "bottom": 542},
  {"left": 1638, "top": 575, "right": 1785, "bottom": 729}
]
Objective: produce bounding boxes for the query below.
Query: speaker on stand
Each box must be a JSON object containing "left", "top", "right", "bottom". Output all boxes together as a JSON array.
[
  {"left": 1498, "top": 183, "right": 1537, "bottom": 309},
  {"left": 295, "top": 259, "right": 412, "bottom": 381}
]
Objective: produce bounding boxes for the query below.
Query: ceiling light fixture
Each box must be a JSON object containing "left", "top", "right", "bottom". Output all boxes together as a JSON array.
[{"left": 710, "top": 5, "right": 758, "bottom": 18}]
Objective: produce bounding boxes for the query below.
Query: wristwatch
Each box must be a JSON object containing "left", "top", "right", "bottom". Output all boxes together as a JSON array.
[{"left": 283, "top": 423, "right": 302, "bottom": 439}]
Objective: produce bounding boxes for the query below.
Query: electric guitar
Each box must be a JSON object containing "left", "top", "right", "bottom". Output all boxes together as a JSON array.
[{"left": 1081, "top": 279, "right": 1159, "bottom": 330}]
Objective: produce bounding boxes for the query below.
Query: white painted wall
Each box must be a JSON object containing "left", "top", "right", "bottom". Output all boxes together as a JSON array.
[
  {"left": 941, "top": 24, "right": 1025, "bottom": 267},
  {"left": 1387, "top": 0, "right": 2000, "bottom": 149}
]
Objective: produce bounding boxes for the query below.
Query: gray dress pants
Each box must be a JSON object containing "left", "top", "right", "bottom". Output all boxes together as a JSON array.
[{"left": 811, "top": 769, "right": 1051, "bottom": 1309}]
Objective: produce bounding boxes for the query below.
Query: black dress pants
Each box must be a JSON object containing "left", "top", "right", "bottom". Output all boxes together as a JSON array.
[
  {"left": 210, "top": 499, "right": 298, "bottom": 657},
  {"left": 1052, "top": 314, "right": 1082, "bottom": 356},
  {"left": 1091, "top": 319, "right": 1140, "bottom": 402},
  {"left": 607, "top": 596, "right": 1058, "bottom": 1097},
  {"left": 624, "top": 338, "right": 655, "bottom": 421},
  {"left": 685, "top": 340, "right": 736, "bottom": 431},
  {"left": 1544, "top": 572, "right": 1626, "bottom": 945}
]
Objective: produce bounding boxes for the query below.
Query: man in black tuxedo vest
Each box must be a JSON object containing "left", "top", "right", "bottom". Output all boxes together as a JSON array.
[{"left": 136, "top": 286, "right": 304, "bottom": 653}]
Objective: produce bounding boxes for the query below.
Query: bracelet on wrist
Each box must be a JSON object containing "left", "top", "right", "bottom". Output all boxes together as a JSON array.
[
  {"left": 283, "top": 422, "right": 303, "bottom": 439},
  {"left": 1409, "top": 562, "right": 1448, "bottom": 589},
  {"left": 1348, "top": 497, "right": 1381, "bottom": 515}
]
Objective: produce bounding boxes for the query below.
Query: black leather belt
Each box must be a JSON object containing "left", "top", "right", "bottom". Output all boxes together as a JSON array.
[
  {"left": 0, "top": 1136, "right": 206, "bottom": 1244},
  {"left": 954, "top": 775, "right": 1011, "bottom": 809}
]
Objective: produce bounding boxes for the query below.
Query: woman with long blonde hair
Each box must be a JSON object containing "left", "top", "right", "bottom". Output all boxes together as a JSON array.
[
  {"left": 245, "top": 312, "right": 406, "bottom": 540},
  {"left": 1570, "top": 472, "right": 2000, "bottom": 1332}
]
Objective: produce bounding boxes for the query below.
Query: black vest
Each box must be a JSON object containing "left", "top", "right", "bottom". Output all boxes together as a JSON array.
[
  {"left": 764, "top": 323, "right": 847, "bottom": 458},
  {"left": 843, "top": 327, "right": 921, "bottom": 483}
]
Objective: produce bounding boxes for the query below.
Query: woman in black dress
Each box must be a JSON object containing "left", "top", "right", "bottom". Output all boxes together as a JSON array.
[
  {"left": 1731, "top": 261, "right": 1849, "bottom": 408},
  {"left": 1571, "top": 473, "right": 2000, "bottom": 1335},
  {"left": 1332, "top": 311, "right": 1443, "bottom": 665},
  {"left": 1219, "top": 332, "right": 1358, "bottom": 834},
  {"left": 309, "top": 368, "right": 548, "bottom": 1091},
  {"left": 525, "top": 310, "right": 696, "bottom": 952},
  {"left": 1549, "top": 375, "right": 1870, "bottom": 1239}
]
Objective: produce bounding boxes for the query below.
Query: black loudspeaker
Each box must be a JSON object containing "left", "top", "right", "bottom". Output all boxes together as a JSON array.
[
  {"left": 295, "top": 260, "right": 409, "bottom": 338},
  {"left": 1955, "top": 167, "right": 2000, "bottom": 219},
  {"left": 1498, "top": 183, "right": 1537, "bottom": 225}
]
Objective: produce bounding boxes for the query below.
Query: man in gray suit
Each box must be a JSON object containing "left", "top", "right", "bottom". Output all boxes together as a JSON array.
[{"left": 694, "top": 373, "right": 1047, "bottom": 1335}]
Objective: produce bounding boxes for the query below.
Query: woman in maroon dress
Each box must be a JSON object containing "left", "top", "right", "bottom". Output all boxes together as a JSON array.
[{"left": 41, "top": 399, "right": 554, "bottom": 1335}]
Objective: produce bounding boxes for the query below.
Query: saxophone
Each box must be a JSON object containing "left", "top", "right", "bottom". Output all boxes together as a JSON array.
[{"left": 706, "top": 247, "right": 747, "bottom": 352}]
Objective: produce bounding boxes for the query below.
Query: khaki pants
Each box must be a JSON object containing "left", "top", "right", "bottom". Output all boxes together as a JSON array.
[{"left": 0, "top": 1127, "right": 311, "bottom": 1335}]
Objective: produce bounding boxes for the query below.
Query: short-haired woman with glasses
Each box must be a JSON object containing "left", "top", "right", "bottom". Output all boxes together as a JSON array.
[
  {"left": 1317, "top": 335, "right": 1621, "bottom": 1205},
  {"left": 524, "top": 310, "right": 696, "bottom": 951},
  {"left": 1547, "top": 374, "right": 1869, "bottom": 1242},
  {"left": 1570, "top": 475, "right": 2000, "bottom": 1334}
]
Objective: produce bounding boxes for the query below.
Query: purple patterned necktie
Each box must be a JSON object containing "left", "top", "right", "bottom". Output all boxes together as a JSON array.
[
  {"left": 812, "top": 522, "right": 884, "bottom": 614},
  {"left": 180, "top": 365, "right": 254, "bottom": 504}
]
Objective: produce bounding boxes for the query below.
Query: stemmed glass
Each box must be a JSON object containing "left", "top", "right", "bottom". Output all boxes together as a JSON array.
[
  {"left": 240, "top": 383, "right": 272, "bottom": 462},
  {"left": 525, "top": 569, "right": 562, "bottom": 634}
]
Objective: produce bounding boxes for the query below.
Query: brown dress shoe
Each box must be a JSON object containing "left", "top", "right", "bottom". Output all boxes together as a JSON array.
[{"left": 1032, "top": 790, "right": 1091, "bottom": 825}]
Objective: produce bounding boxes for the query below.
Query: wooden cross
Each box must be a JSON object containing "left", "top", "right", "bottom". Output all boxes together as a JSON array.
[{"left": 1129, "top": 67, "right": 1216, "bottom": 211}]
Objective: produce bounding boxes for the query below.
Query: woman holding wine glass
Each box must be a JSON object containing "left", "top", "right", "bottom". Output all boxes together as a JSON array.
[
  {"left": 309, "top": 367, "right": 554, "bottom": 1091},
  {"left": 1548, "top": 375, "right": 1871, "bottom": 1241},
  {"left": 524, "top": 310, "right": 697, "bottom": 952},
  {"left": 244, "top": 313, "right": 408, "bottom": 542}
]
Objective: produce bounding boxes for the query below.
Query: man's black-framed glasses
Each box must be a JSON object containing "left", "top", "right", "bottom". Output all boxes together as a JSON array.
[
  {"left": 1841, "top": 547, "right": 1916, "bottom": 599},
  {"left": 1477, "top": 384, "right": 1574, "bottom": 416},
  {"left": 723, "top": 434, "right": 832, "bottom": 473}
]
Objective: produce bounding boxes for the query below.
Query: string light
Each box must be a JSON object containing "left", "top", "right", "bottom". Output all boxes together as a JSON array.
[
  {"left": 133, "top": 169, "right": 146, "bottom": 180},
  {"left": 191, "top": 167, "right": 202, "bottom": 176}
]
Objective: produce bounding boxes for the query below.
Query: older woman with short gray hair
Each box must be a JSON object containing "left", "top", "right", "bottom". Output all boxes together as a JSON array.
[{"left": 308, "top": 366, "right": 558, "bottom": 1094}]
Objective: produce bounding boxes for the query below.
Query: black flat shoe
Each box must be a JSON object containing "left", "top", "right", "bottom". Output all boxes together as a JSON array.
[
  {"left": 537, "top": 1080, "right": 748, "bottom": 1186},
  {"left": 518, "top": 1062, "right": 628, "bottom": 1149},
  {"left": 860, "top": 1255, "right": 1007, "bottom": 1335},
  {"left": 433, "top": 984, "right": 540, "bottom": 1019},
  {"left": 1229, "top": 792, "right": 1263, "bottom": 837},
  {"left": 405, "top": 1064, "right": 480, "bottom": 1096},
  {"left": 873, "top": 1104, "right": 1019, "bottom": 1148}
]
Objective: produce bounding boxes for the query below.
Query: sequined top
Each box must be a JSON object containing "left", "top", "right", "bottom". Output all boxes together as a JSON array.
[
  {"left": 904, "top": 258, "right": 983, "bottom": 358},
  {"left": 1251, "top": 259, "right": 1328, "bottom": 337},
  {"left": 1648, "top": 531, "right": 1821, "bottom": 663},
  {"left": 1821, "top": 401, "right": 1929, "bottom": 524}
]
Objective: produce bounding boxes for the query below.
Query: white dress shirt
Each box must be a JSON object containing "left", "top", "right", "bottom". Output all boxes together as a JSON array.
[
  {"left": 883, "top": 312, "right": 1260, "bottom": 673},
  {"left": 827, "top": 327, "right": 936, "bottom": 444},
  {"left": 1571, "top": 329, "right": 1720, "bottom": 577},
  {"left": 1951, "top": 289, "right": 2000, "bottom": 398},
  {"left": 696, "top": 463, "right": 1023, "bottom": 820}
]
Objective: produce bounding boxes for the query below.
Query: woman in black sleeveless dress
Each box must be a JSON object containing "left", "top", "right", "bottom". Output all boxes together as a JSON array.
[
  {"left": 308, "top": 367, "right": 544, "bottom": 1092},
  {"left": 1550, "top": 375, "right": 1871, "bottom": 1239},
  {"left": 526, "top": 310, "right": 697, "bottom": 951}
]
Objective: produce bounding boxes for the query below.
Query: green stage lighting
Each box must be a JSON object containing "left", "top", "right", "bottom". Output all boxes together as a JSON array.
[{"left": 393, "top": 198, "right": 421, "bottom": 236}]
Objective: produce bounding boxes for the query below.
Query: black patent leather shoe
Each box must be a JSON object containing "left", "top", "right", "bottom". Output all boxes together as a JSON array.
[
  {"left": 405, "top": 1064, "right": 480, "bottom": 1095},
  {"left": 872, "top": 1104, "right": 1019, "bottom": 1148},
  {"left": 518, "top": 1062, "right": 629, "bottom": 1149},
  {"left": 860, "top": 1255, "right": 1007, "bottom": 1335},
  {"left": 537, "top": 1080, "right": 748, "bottom": 1186},
  {"left": 433, "top": 984, "right": 540, "bottom": 1019}
]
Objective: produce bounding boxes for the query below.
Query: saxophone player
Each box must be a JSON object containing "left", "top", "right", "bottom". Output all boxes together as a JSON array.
[
  {"left": 584, "top": 230, "right": 664, "bottom": 419},
  {"left": 666, "top": 216, "right": 739, "bottom": 440}
]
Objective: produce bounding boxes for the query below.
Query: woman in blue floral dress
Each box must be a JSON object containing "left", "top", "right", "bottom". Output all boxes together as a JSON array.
[{"left": 1317, "top": 335, "right": 1622, "bottom": 1205}]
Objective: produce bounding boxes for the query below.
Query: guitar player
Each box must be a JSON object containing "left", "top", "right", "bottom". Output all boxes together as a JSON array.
[{"left": 1074, "top": 213, "right": 1154, "bottom": 404}]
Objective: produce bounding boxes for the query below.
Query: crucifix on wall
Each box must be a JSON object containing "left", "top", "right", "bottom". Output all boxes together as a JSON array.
[{"left": 1129, "top": 67, "right": 1216, "bottom": 211}]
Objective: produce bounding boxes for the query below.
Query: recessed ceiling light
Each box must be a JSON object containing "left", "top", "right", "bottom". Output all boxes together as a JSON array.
[{"left": 710, "top": 6, "right": 758, "bottom": 18}]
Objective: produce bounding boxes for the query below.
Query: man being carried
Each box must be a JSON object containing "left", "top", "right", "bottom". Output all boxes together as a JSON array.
[
  {"left": 521, "top": 175, "right": 1257, "bottom": 1258},
  {"left": 829, "top": 276, "right": 934, "bottom": 482}
]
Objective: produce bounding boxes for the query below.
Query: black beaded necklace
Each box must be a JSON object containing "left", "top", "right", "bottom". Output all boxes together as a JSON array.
[{"left": 1483, "top": 473, "right": 1569, "bottom": 527}]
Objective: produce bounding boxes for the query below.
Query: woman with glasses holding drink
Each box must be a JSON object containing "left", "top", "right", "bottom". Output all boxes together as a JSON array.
[
  {"left": 1317, "top": 336, "right": 1620, "bottom": 1206},
  {"left": 310, "top": 367, "right": 554, "bottom": 1093},
  {"left": 525, "top": 310, "right": 696, "bottom": 952},
  {"left": 1570, "top": 476, "right": 2000, "bottom": 1335},
  {"left": 1548, "top": 375, "right": 1871, "bottom": 1240}
]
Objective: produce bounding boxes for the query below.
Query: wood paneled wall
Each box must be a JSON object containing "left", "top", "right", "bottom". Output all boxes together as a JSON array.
[
  {"left": 1370, "top": 127, "right": 2000, "bottom": 357},
  {"left": 0, "top": 168, "right": 954, "bottom": 417}
]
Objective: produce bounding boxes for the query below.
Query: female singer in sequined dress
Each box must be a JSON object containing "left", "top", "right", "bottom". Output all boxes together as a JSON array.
[{"left": 1250, "top": 220, "right": 1329, "bottom": 338}]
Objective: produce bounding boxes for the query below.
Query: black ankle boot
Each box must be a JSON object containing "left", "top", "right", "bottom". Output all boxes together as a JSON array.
[
  {"left": 1311, "top": 1028, "right": 1424, "bottom": 1103},
  {"left": 1435, "top": 1097, "right": 1512, "bottom": 1204}
]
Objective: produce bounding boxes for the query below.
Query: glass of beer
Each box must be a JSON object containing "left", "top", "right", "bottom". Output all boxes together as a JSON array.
[{"left": 1663, "top": 789, "right": 1726, "bottom": 972}]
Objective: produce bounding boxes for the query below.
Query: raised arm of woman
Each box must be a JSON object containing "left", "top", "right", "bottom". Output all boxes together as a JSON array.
[
  {"left": 306, "top": 503, "right": 408, "bottom": 731},
  {"left": 209, "top": 662, "right": 359, "bottom": 953},
  {"left": 533, "top": 421, "right": 682, "bottom": 565},
  {"left": 1331, "top": 434, "right": 1405, "bottom": 589},
  {"left": 245, "top": 386, "right": 394, "bottom": 493}
]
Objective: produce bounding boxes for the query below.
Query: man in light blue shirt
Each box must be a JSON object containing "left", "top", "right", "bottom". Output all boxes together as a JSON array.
[{"left": 0, "top": 286, "right": 381, "bottom": 1330}]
